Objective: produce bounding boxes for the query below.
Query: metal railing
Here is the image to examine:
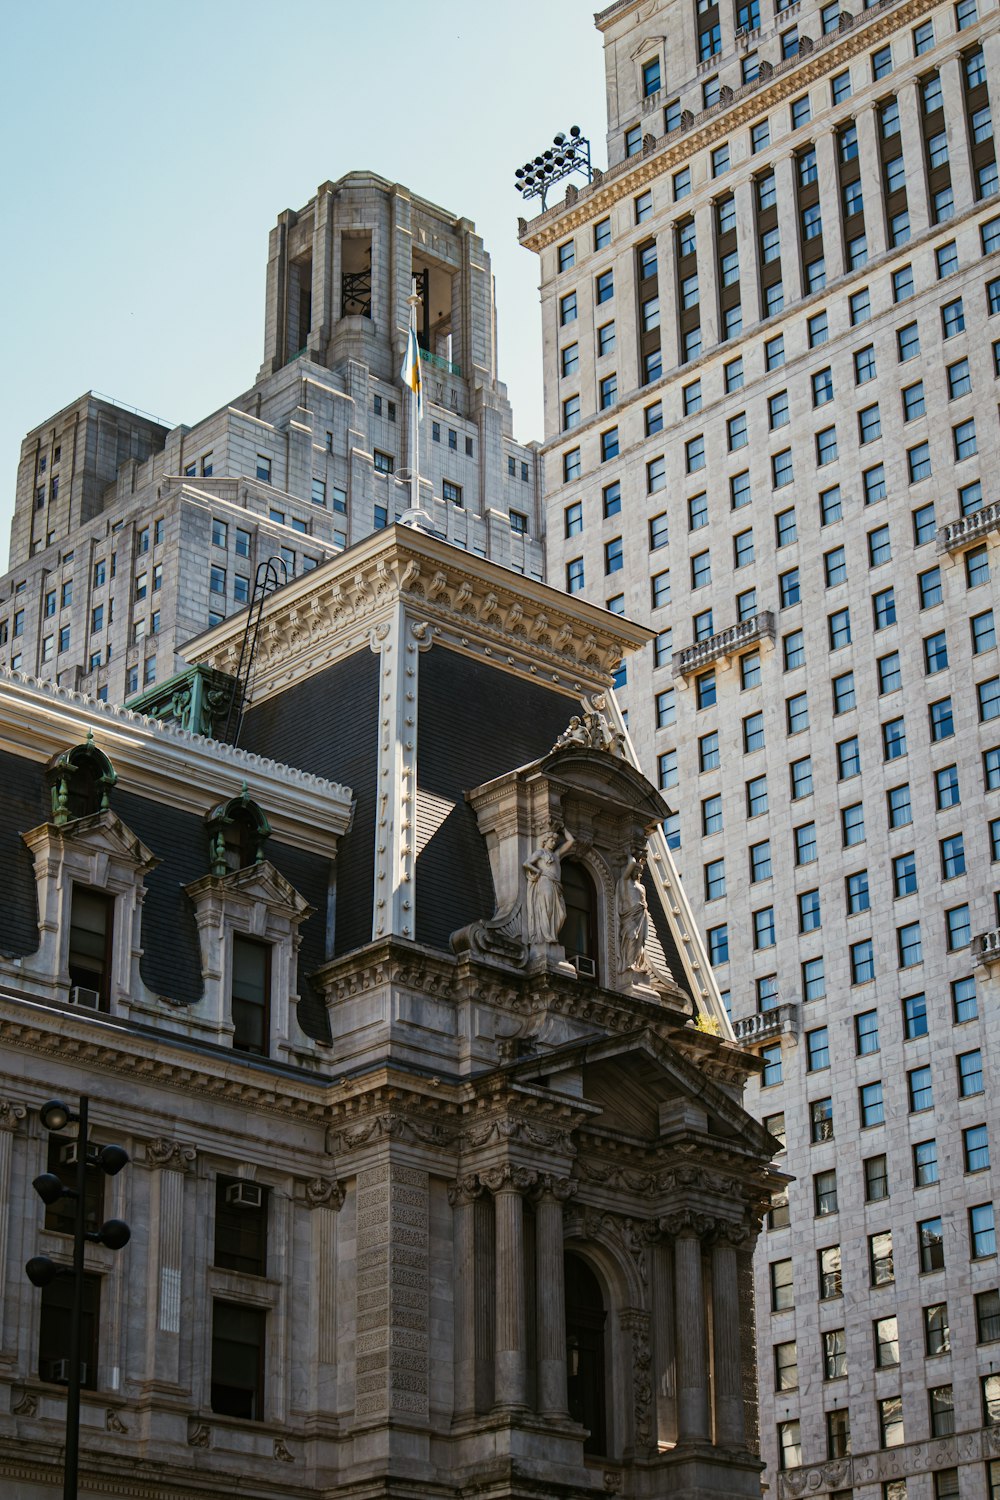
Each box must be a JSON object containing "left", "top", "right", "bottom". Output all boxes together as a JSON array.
[{"left": 420, "top": 348, "right": 462, "bottom": 377}]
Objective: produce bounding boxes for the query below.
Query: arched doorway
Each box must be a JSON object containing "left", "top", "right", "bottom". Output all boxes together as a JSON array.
[
  {"left": 565, "top": 1251, "right": 607, "bottom": 1455},
  {"left": 559, "top": 862, "right": 599, "bottom": 979}
]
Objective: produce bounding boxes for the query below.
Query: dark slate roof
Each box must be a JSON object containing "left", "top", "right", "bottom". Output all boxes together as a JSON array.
[
  {"left": 115, "top": 789, "right": 207, "bottom": 1006},
  {"left": 239, "top": 649, "right": 379, "bottom": 959},
  {"left": 0, "top": 747, "right": 46, "bottom": 958},
  {"left": 415, "top": 648, "right": 578, "bottom": 949}
]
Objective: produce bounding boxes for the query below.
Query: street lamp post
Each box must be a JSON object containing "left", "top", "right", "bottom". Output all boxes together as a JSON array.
[{"left": 25, "top": 1097, "right": 131, "bottom": 1500}]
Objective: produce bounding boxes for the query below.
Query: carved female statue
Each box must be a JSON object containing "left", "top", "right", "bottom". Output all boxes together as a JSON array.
[
  {"left": 523, "top": 827, "right": 575, "bottom": 944},
  {"left": 617, "top": 854, "right": 649, "bottom": 974}
]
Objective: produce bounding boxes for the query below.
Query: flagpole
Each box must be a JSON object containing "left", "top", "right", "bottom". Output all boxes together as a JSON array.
[{"left": 407, "top": 280, "right": 421, "bottom": 515}]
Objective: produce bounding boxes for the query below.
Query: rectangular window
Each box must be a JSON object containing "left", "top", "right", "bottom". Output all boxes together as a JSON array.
[
  {"left": 866, "top": 1155, "right": 889, "bottom": 1202},
  {"left": 211, "top": 1301, "right": 265, "bottom": 1420},
  {"left": 870, "top": 1231, "right": 894, "bottom": 1286},
  {"left": 972, "top": 1203, "right": 997, "bottom": 1258},
  {"left": 231, "top": 937, "right": 270, "bottom": 1056}
]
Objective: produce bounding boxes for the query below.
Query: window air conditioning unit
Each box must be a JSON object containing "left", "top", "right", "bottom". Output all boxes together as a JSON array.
[
  {"left": 226, "top": 1181, "right": 263, "bottom": 1209},
  {"left": 69, "top": 986, "right": 101, "bottom": 1010},
  {"left": 46, "top": 1359, "right": 88, "bottom": 1385},
  {"left": 735, "top": 24, "right": 749, "bottom": 36},
  {"left": 571, "top": 954, "right": 597, "bottom": 980}
]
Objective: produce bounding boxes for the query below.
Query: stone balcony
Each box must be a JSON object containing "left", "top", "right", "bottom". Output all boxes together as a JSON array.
[
  {"left": 732, "top": 1002, "right": 800, "bottom": 1049},
  {"left": 973, "top": 927, "right": 1000, "bottom": 967},
  {"left": 937, "top": 500, "right": 1000, "bottom": 554},
  {"left": 673, "top": 612, "right": 775, "bottom": 680}
]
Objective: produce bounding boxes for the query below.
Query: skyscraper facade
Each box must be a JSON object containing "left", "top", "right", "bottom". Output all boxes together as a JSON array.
[
  {"left": 0, "top": 173, "right": 543, "bottom": 706},
  {"left": 523, "top": 0, "right": 1000, "bottom": 1494}
]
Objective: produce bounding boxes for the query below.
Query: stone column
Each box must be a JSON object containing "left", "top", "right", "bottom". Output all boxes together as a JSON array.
[
  {"left": 734, "top": 176, "right": 760, "bottom": 327},
  {"left": 771, "top": 153, "right": 803, "bottom": 306},
  {"left": 145, "top": 1138, "right": 196, "bottom": 1386},
  {"left": 535, "top": 1175, "right": 576, "bottom": 1417},
  {"left": 656, "top": 228, "right": 680, "bottom": 374},
  {"left": 651, "top": 1237, "right": 676, "bottom": 1446},
  {"left": 814, "top": 131, "right": 845, "bottom": 282},
  {"left": 941, "top": 53, "right": 975, "bottom": 210},
  {"left": 856, "top": 105, "right": 887, "bottom": 259},
  {"left": 693, "top": 203, "right": 719, "bottom": 347},
  {"left": 896, "top": 80, "right": 930, "bottom": 237},
  {"left": 0, "top": 1102, "right": 26, "bottom": 1344},
  {"left": 711, "top": 1225, "right": 747, "bottom": 1447},
  {"left": 483, "top": 1165, "right": 536, "bottom": 1411},
  {"left": 666, "top": 1213, "right": 710, "bottom": 1443},
  {"left": 448, "top": 1174, "right": 481, "bottom": 1420}
]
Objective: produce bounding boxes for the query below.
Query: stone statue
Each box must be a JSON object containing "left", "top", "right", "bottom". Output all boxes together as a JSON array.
[
  {"left": 523, "top": 827, "right": 575, "bottom": 944},
  {"left": 617, "top": 854, "right": 649, "bottom": 974},
  {"left": 552, "top": 715, "right": 590, "bottom": 749}
]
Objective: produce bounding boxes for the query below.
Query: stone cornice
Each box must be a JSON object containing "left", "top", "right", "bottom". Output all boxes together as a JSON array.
[
  {"left": 0, "top": 669, "right": 353, "bottom": 859},
  {"left": 185, "top": 525, "right": 653, "bottom": 704},
  {"left": 521, "top": 0, "right": 935, "bottom": 252}
]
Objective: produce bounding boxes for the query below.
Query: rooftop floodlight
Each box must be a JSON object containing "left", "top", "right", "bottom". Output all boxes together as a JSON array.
[
  {"left": 25, "top": 1256, "right": 61, "bottom": 1288},
  {"left": 514, "top": 126, "right": 594, "bottom": 211},
  {"left": 33, "top": 1172, "right": 69, "bottom": 1206},
  {"left": 98, "top": 1144, "right": 129, "bottom": 1177},
  {"left": 39, "top": 1100, "right": 73, "bottom": 1132},
  {"left": 93, "top": 1219, "right": 131, "bottom": 1251}
]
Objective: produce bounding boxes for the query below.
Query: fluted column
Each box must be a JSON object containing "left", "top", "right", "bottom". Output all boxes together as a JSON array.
[
  {"left": 711, "top": 1226, "right": 748, "bottom": 1446},
  {"left": 145, "top": 1138, "right": 196, "bottom": 1386},
  {"left": 483, "top": 1165, "right": 536, "bottom": 1411},
  {"left": 535, "top": 1175, "right": 576, "bottom": 1417},
  {"left": 449, "top": 1174, "right": 481, "bottom": 1420},
  {"left": 666, "top": 1213, "right": 710, "bottom": 1443},
  {"left": 0, "top": 1102, "right": 26, "bottom": 1345}
]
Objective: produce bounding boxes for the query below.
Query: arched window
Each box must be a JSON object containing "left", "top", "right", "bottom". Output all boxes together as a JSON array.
[
  {"left": 205, "top": 786, "right": 271, "bottom": 876},
  {"left": 47, "top": 735, "right": 117, "bottom": 825},
  {"left": 565, "top": 1251, "right": 607, "bottom": 1454},
  {"left": 560, "top": 861, "right": 599, "bottom": 979}
]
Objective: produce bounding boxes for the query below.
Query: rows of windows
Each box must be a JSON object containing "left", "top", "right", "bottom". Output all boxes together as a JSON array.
[
  {"left": 611, "top": 5, "right": 982, "bottom": 175},
  {"left": 556, "top": 215, "right": 999, "bottom": 483}
]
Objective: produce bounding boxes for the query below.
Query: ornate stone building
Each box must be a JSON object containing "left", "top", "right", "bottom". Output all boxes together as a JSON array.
[{"left": 0, "top": 526, "right": 779, "bottom": 1497}]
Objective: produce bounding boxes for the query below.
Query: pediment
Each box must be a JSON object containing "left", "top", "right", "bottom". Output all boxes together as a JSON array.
[
  {"left": 185, "top": 859, "right": 314, "bottom": 921},
  {"left": 23, "top": 809, "right": 159, "bottom": 873},
  {"left": 512, "top": 1028, "right": 773, "bottom": 1155},
  {"left": 540, "top": 746, "right": 668, "bottom": 826},
  {"left": 629, "top": 33, "right": 665, "bottom": 62}
]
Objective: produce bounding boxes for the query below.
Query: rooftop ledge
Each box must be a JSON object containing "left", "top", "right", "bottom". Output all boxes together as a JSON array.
[
  {"left": 520, "top": 0, "right": 913, "bottom": 250},
  {"left": 673, "top": 613, "right": 775, "bottom": 681},
  {"left": 937, "top": 500, "right": 1000, "bottom": 555},
  {"left": 732, "top": 1003, "right": 800, "bottom": 1049},
  {"left": 973, "top": 928, "right": 1000, "bottom": 967}
]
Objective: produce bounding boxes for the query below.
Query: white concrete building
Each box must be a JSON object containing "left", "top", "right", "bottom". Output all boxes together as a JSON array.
[
  {"left": 522, "top": 0, "right": 1000, "bottom": 1496},
  {"left": 0, "top": 174, "right": 543, "bottom": 708}
]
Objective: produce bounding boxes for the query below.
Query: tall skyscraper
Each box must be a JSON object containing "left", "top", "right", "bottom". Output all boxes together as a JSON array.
[
  {"left": 0, "top": 173, "right": 543, "bottom": 705},
  {"left": 523, "top": 0, "right": 1000, "bottom": 1494}
]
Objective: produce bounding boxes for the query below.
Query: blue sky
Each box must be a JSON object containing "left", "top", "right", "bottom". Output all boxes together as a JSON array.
[{"left": 0, "top": 0, "right": 606, "bottom": 568}]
